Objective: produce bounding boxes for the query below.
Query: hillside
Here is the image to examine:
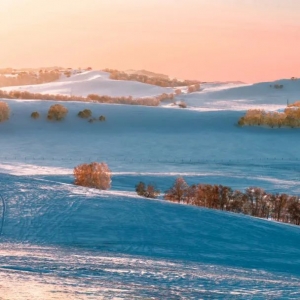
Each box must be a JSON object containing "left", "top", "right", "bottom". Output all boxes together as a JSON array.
[
  {"left": 179, "top": 79, "right": 300, "bottom": 111},
  {"left": 0, "top": 70, "right": 173, "bottom": 98},
  {"left": 0, "top": 173, "right": 300, "bottom": 298}
]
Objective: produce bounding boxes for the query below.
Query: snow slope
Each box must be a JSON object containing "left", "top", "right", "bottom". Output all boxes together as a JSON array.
[
  {"left": 173, "top": 79, "right": 300, "bottom": 111},
  {"left": 1, "top": 70, "right": 173, "bottom": 98},
  {"left": 0, "top": 173, "right": 300, "bottom": 298}
]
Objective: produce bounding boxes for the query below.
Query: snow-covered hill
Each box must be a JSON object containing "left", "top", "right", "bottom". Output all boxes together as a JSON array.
[
  {"left": 176, "top": 79, "right": 300, "bottom": 111},
  {"left": 1, "top": 70, "right": 173, "bottom": 98},
  {"left": 0, "top": 173, "right": 300, "bottom": 298}
]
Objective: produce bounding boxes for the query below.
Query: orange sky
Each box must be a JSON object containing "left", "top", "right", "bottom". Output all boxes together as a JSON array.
[{"left": 1, "top": 0, "right": 300, "bottom": 82}]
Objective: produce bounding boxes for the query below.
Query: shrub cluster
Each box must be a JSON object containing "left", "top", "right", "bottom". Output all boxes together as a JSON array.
[
  {"left": 0, "top": 101, "right": 10, "bottom": 122},
  {"left": 0, "top": 89, "right": 175, "bottom": 107},
  {"left": 47, "top": 104, "right": 68, "bottom": 121},
  {"left": 74, "top": 162, "right": 111, "bottom": 190},
  {"left": 164, "top": 178, "right": 300, "bottom": 225},
  {"left": 238, "top": 104, "right": 300, "bottom": 128},
  {"left": 78, "top": 109, "right": 92, "bottom": 119},
  {"left": 135, "top": 182, "right": 160, "bottom": 198},
  {"left": 76, "top": 108, "right": 106, "bottom": 123}
]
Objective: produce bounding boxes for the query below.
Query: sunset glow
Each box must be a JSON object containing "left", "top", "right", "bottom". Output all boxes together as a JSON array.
[{"left": 1, "top": 0, "right": 300, "bottom": 82}]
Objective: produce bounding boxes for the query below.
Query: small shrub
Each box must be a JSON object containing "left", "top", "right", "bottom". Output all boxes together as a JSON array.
[
  {"left": 78, "top": 109, "right": 92, "bottom": 119},
  {"left": 0, "top": 101, "right": 10, "bottom": 122},
  {"left": 31, "top": 111, "right": 40, "bottom": 119},
  {"left": 47, "top": 104, "right": 68, "bottom": 121},
  {"left": 178, "top": 101, "right": 187, "bottom": 108},
  {"left": 74, "top": 162, "right": 111, "bottom": 190},
  {"left": 99, "top": 115, "right": 106, "bottom": 121}
]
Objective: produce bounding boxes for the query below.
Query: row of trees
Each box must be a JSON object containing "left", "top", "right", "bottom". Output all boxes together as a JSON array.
[
  {"left": 0, "top": 67, "right": 95, "bottom": 87},
  {"left": 238, "top": 105, "right": 300, "bottom": 128},
  {"left": 0, "top": 89, "right": 175, "bottom": 107},
  {"left": 73, "top": 163, "right": 300, "bottom": 226},
  {"left": 163, "top": 178, "right": 300, "bottom": 225},
  {"left": 87, "top": 93, "right": 172, "bottom": 106},
  {"left": 103, "top": 68, "right": 201, "bottom": 88}
]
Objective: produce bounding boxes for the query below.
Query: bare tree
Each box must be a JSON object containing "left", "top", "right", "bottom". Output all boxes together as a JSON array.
[{"left": 164, "top": 177, "right": 189, "bottom": 203}]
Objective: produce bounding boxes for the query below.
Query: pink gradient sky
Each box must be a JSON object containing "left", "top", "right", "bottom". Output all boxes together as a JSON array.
[{"left": 1, "top": 0, "right": 300, "bottom": 82}]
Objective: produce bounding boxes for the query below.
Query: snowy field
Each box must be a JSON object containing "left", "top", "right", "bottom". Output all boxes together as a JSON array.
[{"left": 1, "top": 78, "right": 300, "bottom": 298}]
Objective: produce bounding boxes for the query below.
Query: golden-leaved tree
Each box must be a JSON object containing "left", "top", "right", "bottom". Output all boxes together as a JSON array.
[
  {"left": 47, "top": 104, "right": 68, "bottom": 121},
  {"left": 74, "top": 162, "right": 111, "bottom": 190}
]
